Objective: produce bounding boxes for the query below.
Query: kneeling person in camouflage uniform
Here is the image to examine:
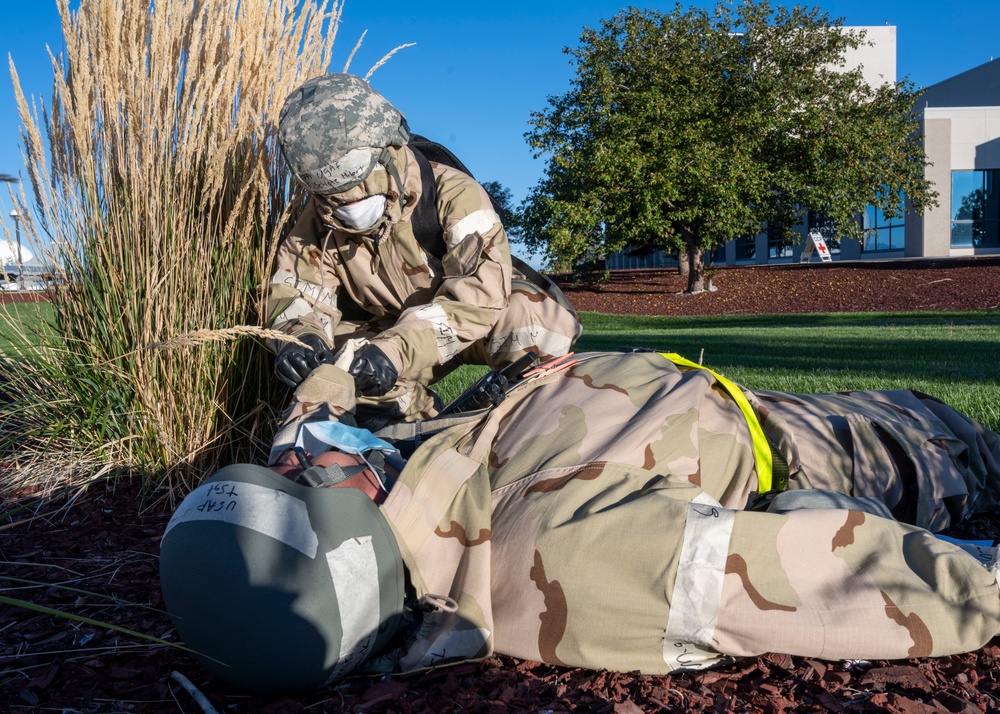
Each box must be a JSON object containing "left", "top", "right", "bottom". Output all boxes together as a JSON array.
[
  {"left": 161, "top": 351, "right": 1000, "bottom": 693},
  {"left": 267, "top": 73, "right": 581, "bottom": 427}
]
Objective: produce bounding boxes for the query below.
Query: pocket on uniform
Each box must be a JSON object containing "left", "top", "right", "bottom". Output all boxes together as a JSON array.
[
  {"left": 441, "top": 238, "right": 511, "bottom": 310},
  {"left": 442, "top": 232, "right": 485, "bottom": 277}
]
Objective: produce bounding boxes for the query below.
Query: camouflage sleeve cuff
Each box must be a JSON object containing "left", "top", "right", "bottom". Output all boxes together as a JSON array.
[
  {"left": 268, "top": 364, "right": 358, "bottom": 464},
  {"left": 368, "top": 338, "right": 405, "bottom": 379},
  {"left": 266, "top": 323, "right": 333, "bottom": 356}
]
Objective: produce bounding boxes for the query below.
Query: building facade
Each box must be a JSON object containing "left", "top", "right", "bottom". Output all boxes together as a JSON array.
[
  {"left": 607, "top": 31, "right": 1000, "bottom": 269},
  {"left": 907, "top": 59, "right": 1000, "bottom": 259}
]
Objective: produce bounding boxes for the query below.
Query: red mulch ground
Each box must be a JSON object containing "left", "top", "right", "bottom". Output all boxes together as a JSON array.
[
  {"left": 554, "top": 255, "right": 1000, "bottom": 316},
  {"left": 4, "top": 256, "right": 1000, "bottom": 713}
]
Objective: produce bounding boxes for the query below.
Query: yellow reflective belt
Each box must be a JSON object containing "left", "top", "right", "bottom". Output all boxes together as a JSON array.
[{"left": 660, "top": 352, "right": 774, "bottom": 494}]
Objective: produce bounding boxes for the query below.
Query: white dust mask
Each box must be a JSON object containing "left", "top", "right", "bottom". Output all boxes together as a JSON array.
[{"left": 332, "top": 195, "right": 387, "bottom": 230}]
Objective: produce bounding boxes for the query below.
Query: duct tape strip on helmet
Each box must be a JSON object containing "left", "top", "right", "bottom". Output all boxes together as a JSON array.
[
  {"left": 159, "top": 464, "right": 406, "bottom": 692},
  {"left": 659, "top": 352, "right": 788, "bottom": 494}
]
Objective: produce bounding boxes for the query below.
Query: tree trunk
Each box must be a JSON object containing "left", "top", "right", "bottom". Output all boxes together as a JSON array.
[
  {"left": 678, "top": 248, "right": 689, "bottom": 277},
  {"left": 684, "top": 236, "right": 706, "bottom": 293}
]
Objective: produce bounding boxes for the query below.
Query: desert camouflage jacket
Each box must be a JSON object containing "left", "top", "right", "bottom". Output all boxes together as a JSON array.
[
  {"left": 266, "top": 145, "right": 513, "bottom": 382},
  {"left": 377, "top": 351, "right": 1000, "bottom": 675}
]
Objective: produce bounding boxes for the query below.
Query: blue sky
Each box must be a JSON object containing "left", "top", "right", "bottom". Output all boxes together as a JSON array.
[{"left": 1, "top": 0, "right": 998, "bottom": 243}]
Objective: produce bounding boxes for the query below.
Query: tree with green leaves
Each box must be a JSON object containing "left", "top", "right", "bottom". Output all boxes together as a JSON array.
[
  {"left": 521, "top": 1, "right": 936, "bottom": 292},
  {"left": 479, "top": 180, "right": 522, "bottom": 235}
]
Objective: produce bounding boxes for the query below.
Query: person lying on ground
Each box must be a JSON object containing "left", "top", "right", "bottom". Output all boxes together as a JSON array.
[{"left": 160, "top": 350, "right": 1000, "bottom": 693}]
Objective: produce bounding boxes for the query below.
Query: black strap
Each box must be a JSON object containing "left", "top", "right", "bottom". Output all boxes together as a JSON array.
[
  {"left": 407, "top": 134, "right": 511, "bottom": 258},
  {"left": 296, "top": 463, "right": 363, "bottom": 488},
  {"left": 409, "top": 143, "right": 447, "bottom": 258},
  {"left": 509, "top": 255, "right": 576, "bottom": 313},
  {"left": 407, "top": 137, "right": 576, "bottom": 313},
  {"left": 295, "top": 450, "right": 389, "bottom": 489}
]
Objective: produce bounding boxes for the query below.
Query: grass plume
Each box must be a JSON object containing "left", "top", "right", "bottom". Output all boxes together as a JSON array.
[{"left": 0, "top": 0, "right": 387, "bottom": 496}]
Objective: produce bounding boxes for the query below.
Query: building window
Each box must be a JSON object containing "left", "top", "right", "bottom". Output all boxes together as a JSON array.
[
  {"left": 767, "top": 222, "right": 795, "bottom": 259},
  {"left": 735, "top": 234, "right": 756, "bottom": 260},
  {"left": 863, "top": 204, "right": 905, "bottom": 252},
  {"left": 951, "top": 170, "right": 1000, "bottom": 248}
]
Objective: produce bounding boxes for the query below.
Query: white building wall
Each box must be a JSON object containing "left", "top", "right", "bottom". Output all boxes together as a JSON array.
[
  {"left": 912, "top": 117, "right": 952, "bottom": 257},
  {"left": 920, "top": 107, "right": 1000, "bottom": 257},
  {"left": 928, "top": 107, "right": 1000, "bottom": 170},
  {"left": 840, "top": 26, "right": 896, "bottom": 88}
]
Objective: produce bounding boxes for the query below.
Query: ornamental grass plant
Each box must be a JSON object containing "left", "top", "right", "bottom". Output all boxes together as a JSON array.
[{"left": 0, "top": 0, "right": 388, "bottom": 497}]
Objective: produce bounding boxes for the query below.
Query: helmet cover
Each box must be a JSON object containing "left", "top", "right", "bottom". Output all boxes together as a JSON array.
[
  {"left": 159, "top": 464, "right": 405, "bottom": 693},
  {"left": 278, "top": 73, "right": 410, "bottom": 195}
]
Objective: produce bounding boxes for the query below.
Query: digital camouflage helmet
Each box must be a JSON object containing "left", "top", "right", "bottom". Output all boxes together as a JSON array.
[
  {"left": 278, "top": 73, "right": 410, "bottom": 195},
  {"left": 159, "top": 464, "right": 405, "bottom": 693}
]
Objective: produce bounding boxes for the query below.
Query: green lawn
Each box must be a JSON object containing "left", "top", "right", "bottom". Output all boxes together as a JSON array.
[
  {"left": 439, "top": 310, "right": 1000, "bottom": 431},
  {"left": 0, "top": 301, "right": 54, "bottom": 354},
  {"left": 582, "top": 310, "right": 1000, "bottom": 429},
  {"left": 5, "top": 302, "right": 998, "bottom": 431}
]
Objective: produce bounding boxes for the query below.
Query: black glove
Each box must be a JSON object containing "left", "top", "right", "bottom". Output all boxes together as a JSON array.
[
  {"left": 274, "top": 333, "right": 334, "bottom": 389},
  {"left": 348, "top": 344, "right": 399, "bottom": 397}
]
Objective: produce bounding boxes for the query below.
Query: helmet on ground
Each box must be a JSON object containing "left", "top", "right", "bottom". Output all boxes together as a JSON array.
[
  {"left": 159, "top": 464, "right": 405, "bottom": 693},
  {"left": 278, "top": 73, "right": 410, "bottom": 195}
]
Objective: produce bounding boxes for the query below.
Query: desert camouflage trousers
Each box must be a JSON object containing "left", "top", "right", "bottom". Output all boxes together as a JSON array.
[
  {"left": 752, "top": 388, "right": 1000, "bottom": 530},
  {"left": 334, "top": 278, "right": 581, "bottom": 428},
  {"left": 268, "top": 280, "right": 581, "bottom": 464}
]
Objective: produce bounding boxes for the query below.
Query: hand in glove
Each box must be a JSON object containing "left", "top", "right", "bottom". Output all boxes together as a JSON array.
[
  {"left": 275, "top": 333, "right": 334, "bottom": 389},
  {"left": 348, "top": 344, "right": 399, "bottom": 397}
]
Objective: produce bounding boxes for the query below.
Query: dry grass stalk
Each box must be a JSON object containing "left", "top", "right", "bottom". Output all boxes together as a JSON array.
[
  {"left": 364, "top": 42, "right": 417, "bottom": 80},
  {"left": 148, "top": 327, "right": 307, "bottom": 351}
]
